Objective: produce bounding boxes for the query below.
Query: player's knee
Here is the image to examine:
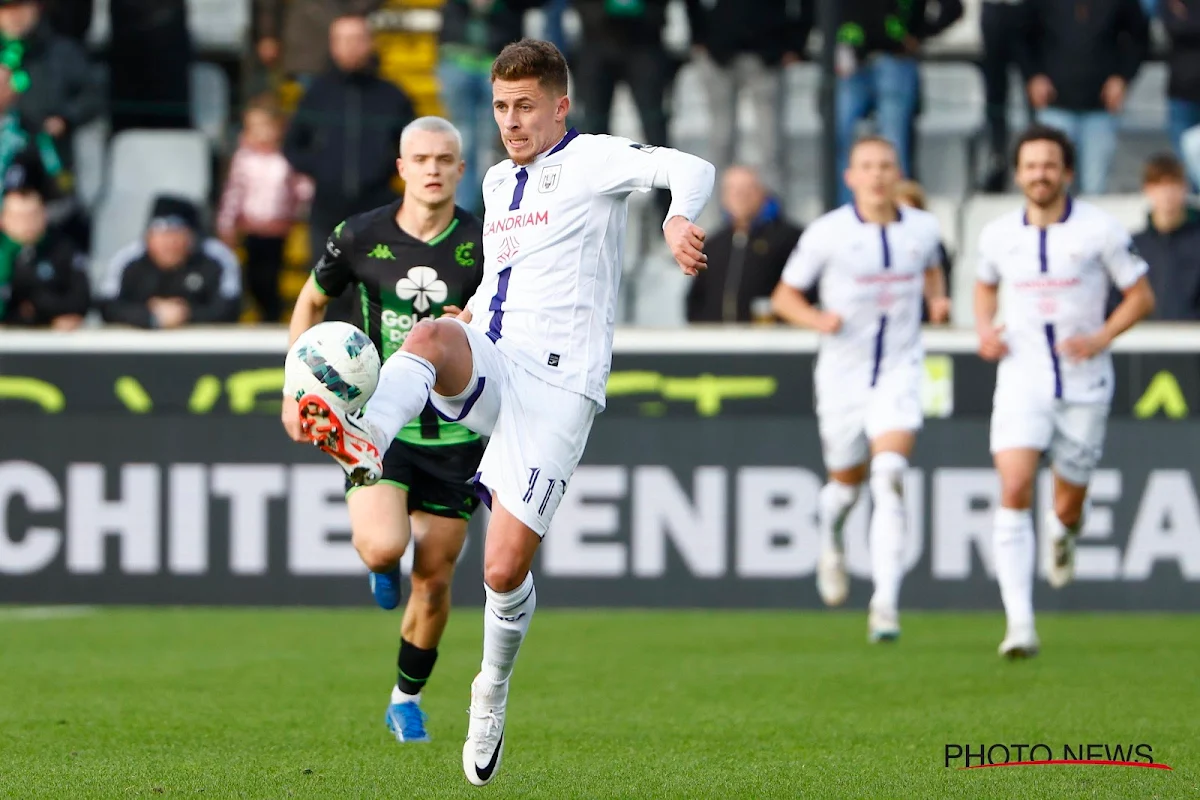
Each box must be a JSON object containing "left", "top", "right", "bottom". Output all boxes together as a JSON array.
[
  {"left": 484, "top": 558, "right": 527, "bottom": 594},
  {"left": 999, "top": 475, "right": 1035, "bottom": 509},
  {"left": 354, "top": 538, "right": 403, "bottom": 574},
  {"left": 400, "top": 318, "right": 445, "bottom": 361},
  {"left": 869, "top": 451, "right": 907, "bottom": 500}
]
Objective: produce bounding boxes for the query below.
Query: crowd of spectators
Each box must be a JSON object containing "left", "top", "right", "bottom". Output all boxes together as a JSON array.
[{"left": 1, "top": 0, "right": 1199, "bottom": 331}]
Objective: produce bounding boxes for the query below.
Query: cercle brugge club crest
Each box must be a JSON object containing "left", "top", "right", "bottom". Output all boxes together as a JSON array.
[{"left": 396, "top": 266, "right": 448, "bottom": 313}]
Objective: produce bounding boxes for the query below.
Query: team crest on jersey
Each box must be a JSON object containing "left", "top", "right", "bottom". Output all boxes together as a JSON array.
[{"left": 539, "top": 164, "right": 562, "bottom": 193}]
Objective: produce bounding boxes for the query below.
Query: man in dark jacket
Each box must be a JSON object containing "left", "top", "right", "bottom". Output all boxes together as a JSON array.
[
  {"left": 285, "top": 13, "right": 415, "bottom": 321},
  {"left": 834, "top": 0, "right": 963, "bottom": 205},
  {"left": 254, "top": 0, "right": 384, "bottom": 85},
  {"left": 0, "top": 0, "right": 101, "bottom": 167},
  {"left": 685, "top": 0, "right": 813, "bottom": 194},
  {"left": 0, "top": 184, "right": 87, "bottom": 328},
  {"left": 1125, "top": 154, "right": 1200, "bottom": 320},
  {"left": 1017, "top": 0, "right": 1149, "bottom": 194},
  {"left": 687, "top": 166, "right": 802, "bottom": 323},
  {"left": 100, "top": 196, "right": 242, "bottom": 328}
]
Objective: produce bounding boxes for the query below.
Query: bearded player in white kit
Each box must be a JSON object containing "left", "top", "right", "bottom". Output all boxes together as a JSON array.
[
  {"left": 293, "top": 39, "right": 715, "bottom": 785},
  {"left": 975, "top": 125, "right": 1154, "bottom": 659},
  {"left": 771, "top": 137, "right": 950, "bottom": 642}
]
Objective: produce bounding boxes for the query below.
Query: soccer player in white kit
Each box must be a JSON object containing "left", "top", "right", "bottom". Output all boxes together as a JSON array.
[
  {"left": 771, "top": 137, "right": 950, "bottom": 642},
  {"left": 975, "top": 125, "right": 1154, "bottom": 659},
  {"left": 294, "top": 39, "right": 715, "bottom": 785}
]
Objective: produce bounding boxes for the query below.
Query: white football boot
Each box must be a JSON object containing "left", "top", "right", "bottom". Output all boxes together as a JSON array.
[
  {"left": 463, "top": 673, "right": 508, "bottom": 787},
  {"left": 868, "top": 605, "right": 900, "bottom": 643},
  {"left": 998, "top": 623, "right": 1040, "bottom": 659},
  {"left": 1047, "top": 527, "right": 1078, "bottom": 589},
  {"left": 817, "top": 546, "right": 849, "bottom": 607},
  {"left": 297, "top": 392, "right": 384, "bottom": 487}
]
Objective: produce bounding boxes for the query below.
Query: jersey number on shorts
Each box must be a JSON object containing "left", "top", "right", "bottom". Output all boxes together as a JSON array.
[{"left": 523, "top": 467, "right": 563, "bottom": 517}]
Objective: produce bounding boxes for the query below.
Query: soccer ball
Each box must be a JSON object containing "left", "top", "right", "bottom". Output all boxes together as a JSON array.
[{"left": 284, "top": 321, "right": 381, "bottom": 413}]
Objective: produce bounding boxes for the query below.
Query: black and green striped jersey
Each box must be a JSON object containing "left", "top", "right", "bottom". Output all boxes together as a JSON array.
[{"left": 312, "top": 201, "right": 484, "bottom": 447}]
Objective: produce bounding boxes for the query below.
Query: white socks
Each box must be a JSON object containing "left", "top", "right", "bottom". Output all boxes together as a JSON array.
[
  {"left": 481, "top": 572, "right": 536, "bottom": 685},
  {"left": 868, "top": 452, "right": 908, "bottom": 613},
  {"left": 363, "top": 351, "right": 436, "bottom": 442},
  {"left": 391, "top": 685, "right": 420, "bottom": 705},
  {"left": 993, "top": 506, "right": 1036, "bottom": 628},
  {"left": 818, "top": 480, "right": 860, "bottom": 552}
]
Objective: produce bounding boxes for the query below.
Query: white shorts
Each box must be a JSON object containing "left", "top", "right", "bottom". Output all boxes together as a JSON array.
[
  {"left": 990, "top": 399, "right": 1109, "bottom": 486},
  {"left": 816, "top": 366, "right": 923, "bottom": 473},
  {"left": 429, "top": 320, "right": 598, "bottom": 537}
]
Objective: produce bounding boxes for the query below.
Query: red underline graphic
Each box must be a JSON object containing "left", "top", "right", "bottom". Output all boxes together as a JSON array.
[{"left": 961, "top": 760, "right": 1173, "bottom": 771}]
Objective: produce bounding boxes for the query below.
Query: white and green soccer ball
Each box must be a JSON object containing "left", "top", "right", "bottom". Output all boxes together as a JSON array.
[{"left": 284, "top": 321, "right": 381, "bottom": 413}]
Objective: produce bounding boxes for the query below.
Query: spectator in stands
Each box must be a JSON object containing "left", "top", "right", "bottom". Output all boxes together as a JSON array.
[
  {"left": 834, "top": 0, "right": 963, "bottom": 204},
  {"left": 979, "top": 0, "right": 1031, "bottom": 193},
  {"left": 686, "top": 165, "right": 801, "bottom": 324},
  {"left": 573, "top": 0, "right": 672, "bottom": 212},
  {"left": 0, "top": 0, "right": 100, "bottom": 170},
  {"left": 542, "top": 0, "right": 572, "bottom": 61},
  {"left": 1160, "top": 0, "right": 1200, "bottom": 187},
  {"left": 255, "top": 0, "right": 384, "bottom": 88},
  {"left": 1017, "top": 0, "right": 1149, "bottom": 195},
  {"left": 685, "top": 0, "right": 813, "bottom": 194},
  {"left": 893, "top": 178, "right": 952, "bottom": 322},
  {"left": 1126, "top": 154, "right": 1200, "bottom": 320},
  {"left": 284, "top": 13, "right": 415, "bottom": 322},
  {"left": 100, "top": 195, "right": 242, "bottom": 328},
  {"left": 0, "top": 184, "right": 88, "bottom": 328},
  {"left": 439, "top": 0, "right": 543, "bottom": 215},
  {"left": 218, "top": 98, "right": 312, "bottom": 322},
  {"left": 108, "top": 0, "right": 192, "bottom": 132}
]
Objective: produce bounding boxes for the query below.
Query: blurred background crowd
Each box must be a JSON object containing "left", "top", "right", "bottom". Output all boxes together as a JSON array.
[{"left": 0, "top": 0, "right": 1197, "bottom": 332}]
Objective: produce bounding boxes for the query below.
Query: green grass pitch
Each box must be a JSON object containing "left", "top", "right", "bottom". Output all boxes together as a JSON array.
[{"left": 0, "top": 608, "right": 1197, "bottom": 799}]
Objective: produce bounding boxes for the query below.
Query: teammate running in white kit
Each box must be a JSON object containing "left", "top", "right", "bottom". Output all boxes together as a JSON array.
[
  {"left": 975, "top": 125, "right": 1154, "bottom": 659},
  {"left": 772, "top": 136, "right": 950, "bottom": 642}
]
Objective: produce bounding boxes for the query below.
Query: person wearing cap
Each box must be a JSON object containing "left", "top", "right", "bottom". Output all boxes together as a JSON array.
[{"left": 99, "top": 195, "right": 242, "bottom": 328}]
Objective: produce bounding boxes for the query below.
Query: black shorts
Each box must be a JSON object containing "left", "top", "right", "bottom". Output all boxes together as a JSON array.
[{"left": 345, "top": 438, "right": 485, "bottom": 520}]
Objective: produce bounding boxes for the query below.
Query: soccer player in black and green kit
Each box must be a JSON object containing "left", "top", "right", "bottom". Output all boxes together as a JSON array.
[{"left": 283, "top": 117, "right": 484, "bottom": 743}]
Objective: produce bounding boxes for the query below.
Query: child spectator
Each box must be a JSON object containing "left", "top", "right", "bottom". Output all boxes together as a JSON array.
[{"left": 217, "top": 98, "right": 312, "bottom": 322}]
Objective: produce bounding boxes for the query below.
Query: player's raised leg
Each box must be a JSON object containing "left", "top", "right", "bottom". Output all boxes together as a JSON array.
[
  {"left": 383, "top": 509, "right": 469, "bottom": 743},
  {"left": 865, "top": 430, "right": 916, "bottom": 642},
  {"left": 463, "top": 504, "right": 540, "bottom": 787},
  {"left": 305, "top": 319, "right": 479, "bottom": 485},
  {"left": 992, "top": 447, "right": 1041, "bottom": 659}
]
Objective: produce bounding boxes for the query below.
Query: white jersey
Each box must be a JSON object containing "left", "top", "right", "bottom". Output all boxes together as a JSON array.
[
  {"left": 466, "top": 130, "right": 715, "bottom": 408},
  {"left": 977, "top": 198, "right": 1148, "bottom": 406},
  {"left": 780, "top": 204, "right": 943, "bottom": 387}
]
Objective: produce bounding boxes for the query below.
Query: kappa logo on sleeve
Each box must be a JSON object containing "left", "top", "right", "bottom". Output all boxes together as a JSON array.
[{"left": 629, "top": 143, "right": 659, "bottom": 153}]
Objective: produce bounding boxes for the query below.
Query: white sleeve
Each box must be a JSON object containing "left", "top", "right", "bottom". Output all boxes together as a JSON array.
[
  {"left": 976, "top": 227, "right": 1000, "bottom": 286},
  {"left": 203, "top": 238, "right": 244, "bottom": 298},
  {"left": 590, "top": 136, "right": 715, "bottom": 228},
  {"left": 779, "top": 225, "right": 825, "bottom": 291},
  {"left": 1103, "top": 225, "right": 1150, "bottom": 290},
  {"left": 99, "top": 241, "right": 145, "bottom": 299}
]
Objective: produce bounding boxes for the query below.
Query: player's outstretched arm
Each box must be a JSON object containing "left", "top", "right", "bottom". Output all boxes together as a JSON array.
[{"left": 592, "top": 138, "right": 716, "bottom": 275}]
